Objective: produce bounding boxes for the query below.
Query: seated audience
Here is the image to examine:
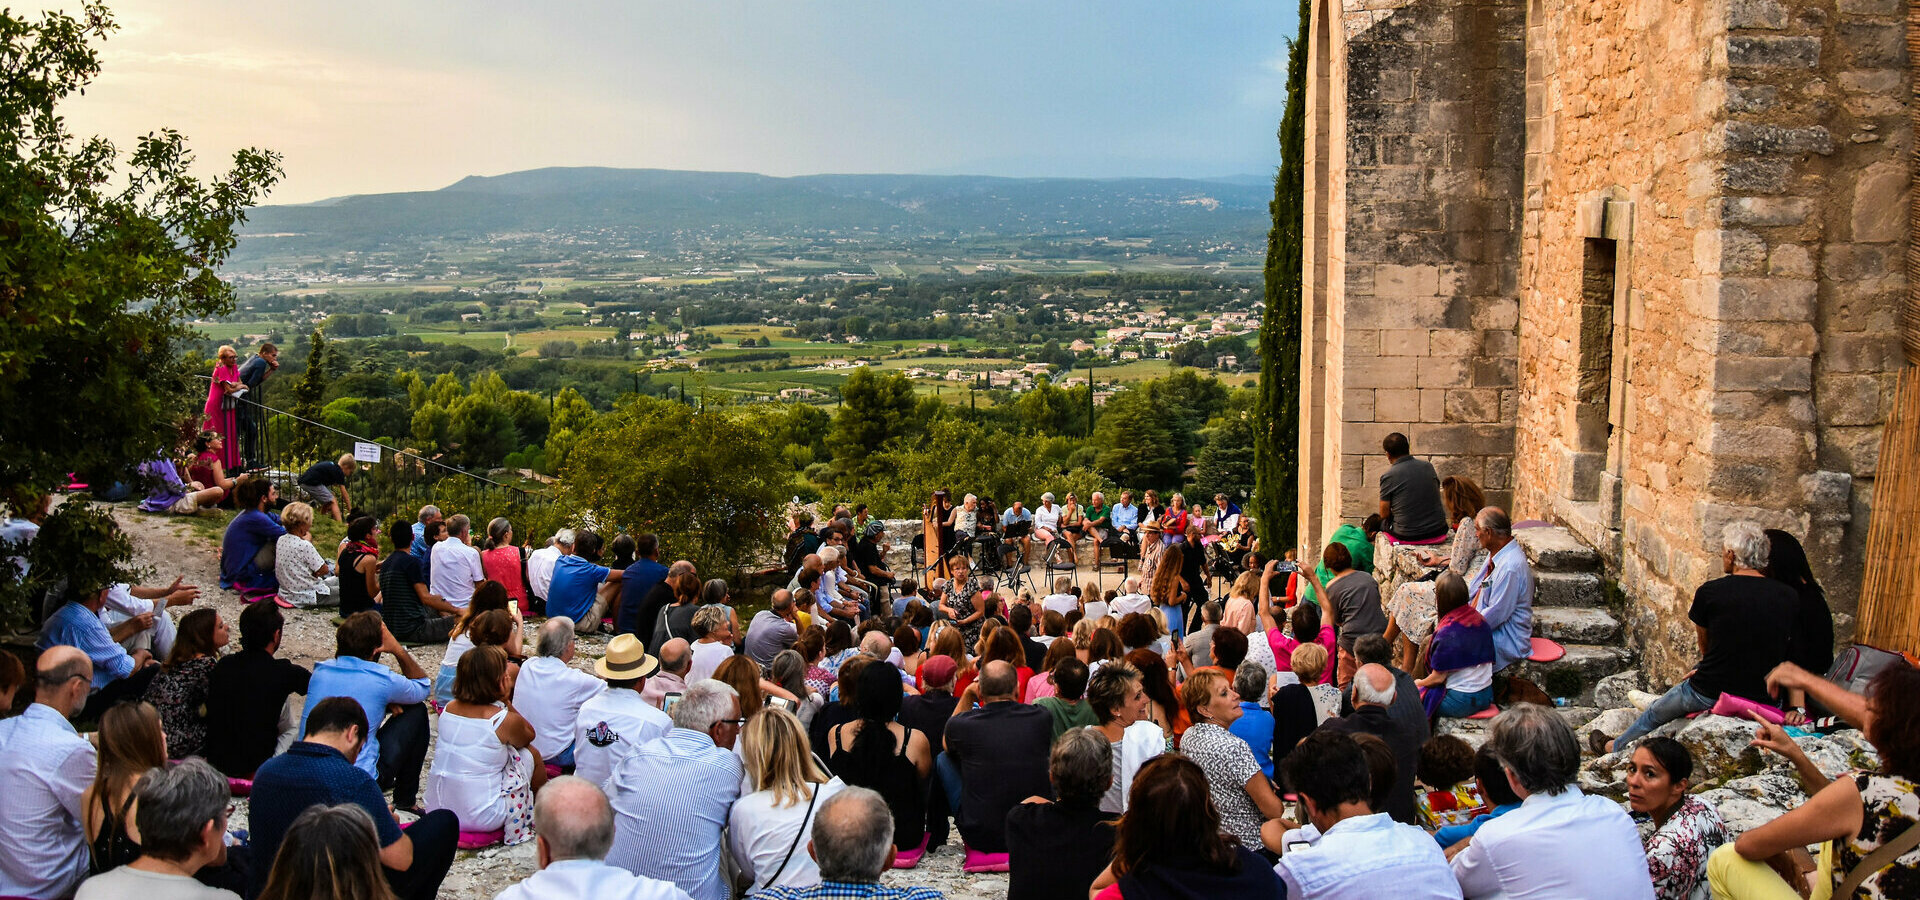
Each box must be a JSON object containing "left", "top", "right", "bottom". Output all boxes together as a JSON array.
[
  {"left": 1326, "top": 663, "right": 1421, "bottom": 825},
  {"left": 1384, "top": 476, "right": 1486, "bottom": 670},
  {"left": 1178, "top": 668, "right": 1287, "bottom": 852},
  {"left": 294, "top": 454, "right": 357, "bottom": 521},
  {"left": 1088, "top": 755, "right": 1285, "bottom": 898},
  {"left": 548, "top": 529, "right": 624, "bottom": 635},
  {"left": 0, "top": 651, "right": 24, "bottom": 712},
  {"left": 0, "top": 647, "right": 97, "bottom": 899},
  {"left": 1125, "top": 648, "right": 1185, "bottom": 739},
  {"left": 1227, "top": 662, "right": 1277, "bottom": 778},
  {"left": 186, "top": 430, "right": 241, "bottom": 498},
  {"left": 75, "top": 758, "right": 237, "bottom": 900},
  {"left": 730, "top": 708, "right": 845, "bottom": 894},
  {"left": 204, "top": 601, "right": 311, "bottom": 777},
  {"left": 1183, "top": 600, "right": 1222, "bottom": 668},
  {"left": 1340, "top": 634, "right": 1431, "bottom": 760},
  {"left": 274, "top": 502, "right": 335, "bottom": 608},
  {"left": 1275, "top": 729, "right": 1462, "bottom": 899},
  {"left": 1006, "top": 727, "right": 1117, "bottom": 900},
  {"left": 498, "top": 775, "right": 693, "bottom": 900},
  {"left": 1109, "top": 576, "right": 1151, "bottom": 618},
  {"left": 1465, "top": 508, "right": 1535, "bottom": 672},
  {"left": 252, "top": 804, "right": 404, "bottom": 900},
  {"left": 478, "top": 517, "right": 530, "bottom": 615},
  {"left": 607, "top": 679, "right": 745, "bottom": 900},
  {"left": 515, "top": 617, "right": 607, "bottom": 768},
  {"left": 429, "top": 514, "right": 486, "bottom": 610},
  {"left": 1594, "top": 521, "right": 1797, "bottom": 754},
  {"left": 1451, "top": 704, "right": 1651, "bottom": 899},
  {"left": 1273, "top": 642, "right": 1334, "bottom": 765},
  {"left": 1763, "top": 529, "right": 1833, "bottom": 722},
  {"left": 642, "top": 638, "right": 694, "bottom": 709},
  {"left": 943, "top": 660, "right": 1053, "bottom": 854},
  {"left": 1024, "top": 635, "right": 1077, "bottom": 702},
  {"left": 145, "top": 608, "right": 226, "bottom": 758},
  {"left": 574, "top": 635, "right": 670, "bottom": 788},
  {"left": 337, "top": 515, "right": 383, "bottom": 617},
  {"left": 1417, "top": 572, "right": 1495, "bottom": 719},
  {"left": 98, "top": 577, "right": 199, "bottom": 663},
  {"left": 615, "top": 533, "right": 669, "bottom": 638},
  {"left": 1301, "top": 541, "right": 1386, "bottom": 642},
  {"left": 41, "top": 579, "right": 159, "bottom": 719},
  {"left": 1624, "top": 736, "right": 1726, "bottom": 900},
  {"left": 83, "top": 701, "right": 166, "bottom": 876},
  {"left": 827, "top": 661, "right": 932, "bottom": 856},
  {"left": 746, "top": 590, "right": 801, "bottom": 667},
  {"left": 136, "top": 451, "right": 224, "bottom": 515},
  {"left": 298, "top": 612, "right": 433, "bottom": 814},
  {"left": 426, "top": 645, "right": 546, "bottom": 844},
  {"left": 1042, "top": 575, "right": 1082, "bottom": 618},
  {"left": 1708, "top": 663, "right": 1919, "bottom": 899},
  {"left": 754, "top": 787, "right": 942, "bottom": 900},
  {"left": 1088, "top": 661, "right": 1164, "bottom": 815},
  {"left": 527, "top": 528, "right": 572, "bottom": 613},
  {"left": 434, "top": 583, "right": 522, "bottom": 704},
  {"left": 250, "top": 696, "right": 458, "bottom": 900},
  {"left": 218, "top": 479, "right": 284, "bottom": 594},
  {"left": 1434, "top": 743, "right": 1525, "bottom": 851},
  {"left": 771, "top": 649, "right": 825, "bottom": 729},
  {"left": 378, "top": 519, "right": 458, "bottom": 644},
  {"left": 1034, "top": 657, "right": 1099, "bottom": 740},
  {"left": 1377, "top": 432, "right": 1450, "bottom": 542}
]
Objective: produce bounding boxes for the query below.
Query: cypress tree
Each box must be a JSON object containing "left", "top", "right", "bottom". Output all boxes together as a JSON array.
[{"left": 1253, "top": 0, "right": 1310, "bottom": 555}]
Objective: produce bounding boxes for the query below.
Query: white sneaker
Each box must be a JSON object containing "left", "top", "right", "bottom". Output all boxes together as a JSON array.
[{"left": 1626, "top": 689, "right": 1659, "bottom": 712}]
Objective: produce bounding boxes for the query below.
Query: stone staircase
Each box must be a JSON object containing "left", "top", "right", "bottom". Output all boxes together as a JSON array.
[{"left": 1508, "top": 526, "right": 1634, "bottom": 704}]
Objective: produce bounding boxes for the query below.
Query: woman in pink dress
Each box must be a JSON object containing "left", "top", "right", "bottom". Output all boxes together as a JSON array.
[{"left": 202, "top": 346, "right": 243, "bottom": 470}]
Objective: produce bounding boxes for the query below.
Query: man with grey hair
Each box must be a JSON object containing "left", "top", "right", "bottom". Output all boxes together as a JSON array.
[
  {"left": 745, "top": 589, "right": 799, "bottom": 666},
  {"left": 754, "top": 788, "right": 942, "bottom": 900},
  {"left": 527, "top": 527, "right": 575, "bottom": 611},
  {"left": 1593, "top": 520, "right": 1800, "bottom": 753},
  {"left": 429, "top": 513, "right": 485, "bottom": 609},
  {"left": 606, "top": 679, "right": 744, "bottom": 900},
  {"left": 514, "top": 618, "right": 608, "bottom": 769},
  {"left": 76, "top": 759, "right": 235, "bottom": 899},
  {"left": 1464, "top": 507, "right": 1534, "bottom": 671},
  {"left": 1454, "top": 704, "right": 1652, "bottom": 899},
  {"left": 1005, "top": 727, "right": 1114, "bottom": 899},
  {"left": 1326, "top": 663, "right": 1419, "bottom": 824},
  {"left": 497, "top": 776, "right": 693, "bottom": 900}
]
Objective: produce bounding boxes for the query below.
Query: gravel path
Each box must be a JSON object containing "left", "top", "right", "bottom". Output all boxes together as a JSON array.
[{"left": 112, "top": 507, "right": 1003, "bottom": 899}]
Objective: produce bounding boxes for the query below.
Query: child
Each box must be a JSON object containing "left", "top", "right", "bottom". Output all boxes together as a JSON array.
[{"left": 1416, "top": 733, "right": 1488, "bottom": 830}]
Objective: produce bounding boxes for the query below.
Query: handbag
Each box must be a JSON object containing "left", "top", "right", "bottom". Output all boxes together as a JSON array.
[{"left": 1825, "top": 644, "right": 1908, "bottom": 695}]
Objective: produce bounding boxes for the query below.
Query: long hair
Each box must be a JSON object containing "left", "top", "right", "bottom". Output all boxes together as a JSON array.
[
  {"left": 1149, "top": 544, "right": 1185, "bottom": 605},
  {"left": 450, "top": 581, "right": 513, "bottom": 641},
  {"left": 846, "top": 660, "right": 905, "bottom": 773},
  {"left": 1441, "top": 476, "right": 1487, "bottom": 525},
  {"left": 91, "top": 702, "right": 166, "bottom": 830},
  {"left": 1763, "top": 529, "right": 1825, "bottom": 603},
  {"left": 1111, "top": 755, "right": 1240, "bottom": 877},
  {"left": 1087, "top": 628, "right": 1126, "bottom": 665},
  {"left": 1434, "top": 572, "right": 1471, "bottom": 618},
  {"left": 713, "top": 655, "right": 765, "bottom": 717},
  {"left": 743, "top": 707, "right": 829, "bottom": 808},
  {"left": 928, "top": 625, "right": 970, "bottom": 679},
  {"left": 257, "top": 804, "right": 399, "bottom": 900},
  {"left": 771, "top": 649, "right": 810, "bottom": 698},
  {"left": 167, "top": 608, "right": 223, "bottom": 669},
  {"left": 1125, "top": 648, "right": 1178, "bottom": 721},
  {"left": 981, "top": 626, "right": 1025, "bottom": 670}
]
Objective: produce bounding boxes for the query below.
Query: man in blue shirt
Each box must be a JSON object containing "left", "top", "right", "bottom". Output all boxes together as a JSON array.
[
  {"left": 548, "top": 530, "right": 624, "bottom": 635},
  {"left": 251, "top": 695, "right": 457, "bottom": 900},
  {"left": 409, "top": 505, "right": 441, "bottom": 583},
  {"left": 1109, "top": 490, "right": 1141, "bottom": 543},
  {"left": 617, "top": 533, "right": 669, "bottom": 637},
  {"left": 219, "top": 478, "right": 284, "bottom": 593},
  {"left": 606, "top": 679, "right": 745, "bottom": 900},
  {"left": 1464, "top": 508, "right": 1534, "bottom": 673},
  {"left": 40, "top": 586, "right": 159, "bottom": 721},
  {"left": 299, "top": 611, "right": 433, "bottom": 812}
]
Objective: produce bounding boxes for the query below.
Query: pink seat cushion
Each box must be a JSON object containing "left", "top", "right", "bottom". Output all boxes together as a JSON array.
[
  {"left": 1467, "top": 704, "right": 1501, "bottom": 720},
  {"left": 227, "top": 777, "right": 253, "bottom": 797},
  {"left": 891, "top": 833, "right": 931, "bottom": 869},
  {"left": 1385, "top": 533, "right": 1451, "bottom": 546},
  {"left": 1711, "top": 692, "right": 1786, "bottom": 725},
  {"left": 963, "top": 847, "right": 1011, "bottom": 873},
  {"left": 1513, "top": 519, "right": 1553, "bottom": 529},
  {"left": 543, "top": 763, "right": 562, "bottom": 779},
  {"left": 457, "top": 829, "right": 504, "bottom": 849},
  {"left": 1527, "top": 637, "right": 1565, "bottom": 663}
]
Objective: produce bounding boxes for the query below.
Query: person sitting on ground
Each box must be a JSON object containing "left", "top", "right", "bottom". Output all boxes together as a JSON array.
[
  {"left": 1033, "top": 657, "right": 1099, "bottom": 740},
  {"left": 688, "top": 604, "right": 738, "bottom": 684},
  {"left": 826, "top": 660, "right": 933, "bottom": 856},
  {"left": 1006, "top": 727, "right": 1117, "bottom": 900},
  {"left": 249, "top": 696, "right": 459, "bottom": 900},
  {"left": 1763, "top": 529, "right": 1834, "bottom": 722},
  {"left": 1708, "top": 662, "right": 1920, "bottom": 899},
  {"left": 730, "top": 708, "right": 845, "bottom": 895},
  {"left": 746, "top": 589, "right": 801, "bottom": 667},
  {"left": 218, "top": 478, "right": 284, "bottom": 594},
  {"left": 1125, "top": 647, "right": 1185, "bottom": 740},
  {"left": 137, "top": 450, "right": 224, "bottom": 516},
  {"left": 1417, "top": 572, "right": 1495, "bottom": 719},
  {"left": 1384, "top": 475, "right": 1487, "bottom": 669},
  {"left": 0, "top": 651, "right": 25, "bottom": 713},
  {"left": 81, "top": 701, "right": 165, "bottom": 877},
  {"left": 299, "top": 612, "right": 433, "bottom": 815},
  {"left": 548, "top": 529, "right": 625, "bottom": 635},
  {"left": 1274, "top": 729, "right": 1462, "bottom": 899},
  {"left": 942, "top": 660, "right": 1053, "bottom": 855},
  {"left": 96, "top": 577, "right": 197, "bottom": 662},
  {"left": 425, "top": 645, "right": 546, "bottom": 845},
  {"left": 1041, "top": 575, "right": 1082, "bottom": 619},
  {"left": 1302, "top": 540, "right": 1387, "bottom": 643},
  {"left": 498, "top": 775, "right": 694, "bottom": 900},
  {"left": 204, "top": 601, "right": 310, "bottom": 777},
  {"left": 429, "top": 514, "right": 486, "bottom": 610},
  {"left": 0, "top": 647, "right": 97, "bottom": 898},
  {"left": 1088, "top": 754, "right": 1286, "bottom": 899},
  {"left": 1378, "top": 432, "right": 1450, "bottom": 543},
  {"left": 295, "top": 454, "right": 357, "bottom": 522},
  {"left": 1326, "top": 663, "right": 1422, "bottom": 825},
  {"left": 433, "top": 582, "right": 523, "bottom": 704},
  {"left": 274, "top": 502, "right": 336, "bottom": 609},
  {"left": 1624, "top": 736, "right": 1727, "bottom": 900},
  {"left": 527, "top": 527, "right": 572, "bottom": 613},
  {"left": 752, "top": 788, "right": 943, "bottom": 900},
  {"left": 1088, "top": 661, "right": 1164, "bottom": 815},
  {"left": 573, "top": 634, "right": 669, "bottom": 788},
  {"left": 253, "top": 804, "right": 397, "bottom": 900},
  {"left": 1463, "top": 507, "right": 1535, "bottom": 673},
  {"left": 1414, "top": 733, "right": 1487, "bottom": 831},
  {"left": 642, "top": 638, "right": 693, "bottom": 709},
  {"left": 1179, "top": 668, "right": 1288, "bottom": 852},
  {"left": 606, "top": 679, "right": 745, "bottom": 900},
  {"left": 1213, "top": 625, "right": 1254, "bottom": 678},
  {"left": 1272, "top": 642, "right": 1334, "bottom": 766},
  {"left": 1451, "top": 704, "right": 1652, "bottom": 900},
  {"left": 1341, "top": 633, "right": 1431, "bottom": 757},
  {"left": 516, "top": 617, "right": 608, "bottom": 770},
  {"left": 1594, "top": 521, "right": 1798, "bottom": 754},
  {"left": 41, "top": 577, "right": 161, "bottom": 719},
  {"left": 378, "top": 520, "right": 458, "bottom": 645},
  {"left": 410, "top": 505, "right": 442, "bottom": 565},
  {"left": 1297, "top": 519, "right": 1375, "bottom": 607},
  {"left": 76, "top": 758, "right": 239, "bottom": 900},
  {"left": 479, "top": 517, "right": 530, "bottom": 616},
  {"left": 145, "top": 608, "right": 227, "bottom": 758},
  {"left": 337, "top": 515, "right": 383, "bottom": 617},
  {"left": 1109, "top": 576, "right": 1152, "bottom": 619},
  {"left": 1227, "top": 662, "right": 1277, "bottom": 778},
  {"left": 186, "top": 430, "right": 243, "bottom": 499},
  {"left": 1434, "top": 742, "right": 1524, "bottom": 854}
]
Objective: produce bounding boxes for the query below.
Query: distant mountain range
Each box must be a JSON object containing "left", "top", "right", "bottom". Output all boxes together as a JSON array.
[{"left": 233, "top": 167, "right": 1274, "bottom": 262}]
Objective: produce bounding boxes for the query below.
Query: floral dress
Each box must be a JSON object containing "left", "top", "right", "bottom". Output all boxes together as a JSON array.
[
  {"left": 1384, "top": 517, "right": 1483, "bottom": 646},
  {"left": 148, "top": 656, "right": 216, "bottom": 759},
  {"left": 947, "top": 576, "right": 983, "bottom": 646},
  {"left": 1833, "top": 772, "right": 1920, "bottom": 899},
  {"left": 1637, "top": 794, "right": 1729, "bottom": 900}
]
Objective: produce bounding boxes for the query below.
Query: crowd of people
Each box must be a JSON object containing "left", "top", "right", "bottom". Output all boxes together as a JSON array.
[{"left": 0, "top": 417, "right": 1910, "bottom": 900}]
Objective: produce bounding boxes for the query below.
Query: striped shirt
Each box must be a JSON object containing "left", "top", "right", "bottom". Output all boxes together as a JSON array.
[
  {"left": 0, "top": 704, "right": 97, "bottom": 899},
  {"left": 605, "top": 728, "right": 743, "bottom": 900}
]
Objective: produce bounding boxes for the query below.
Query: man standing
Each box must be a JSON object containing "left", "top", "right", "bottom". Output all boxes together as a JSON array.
[
  {"left": 754, "top": 788, "right": 944, "bottom": 900},
  {"left": 1275, "top": 731, "right": 1461, "bottom": 900},
  {"left": 942, "top": 661, "right": 1053, "bottom": 854},
  {"left": 234, "top": 342, "right": 278, "bottom": 469},
  {"left": 744, "top": 589, "right": 800, "bottom": 666},
  {"left": 1377, "top": 432, "right": 1450, "bottom": 542},
  {"left": 606, "top": 680, "right": 745, "bottom": 900},
  {"left": 575, "top": 635, "right": 672, "bottom": 789},
  {"left": 76, "top": 759, "right": 240, "bottom": 900},
  {"left": 296, "top": 454, "right": 357, "bottom": 522},
  {"left": 497, "top": 776, "right": 693, "bottom": 900},
  {"left": 299, "top": 612, "right": 434, "bottom": 814},
  {"left": 1325, "top": 663, "right": 1421, "bottom": 825},
  {"left": 616, "top": 533, "right": 668, "bottom": 637},
  {"left": 204, "top": 601, "right": 311, "bottom": 777},
  {"left": 40, "top": 581, "right": 159, "bottom": 719},
  {"left": 1466, "top": 508, "right": 1535, "bottom": 672},
  {"left": 0, "top": 647, "right": 96, "bottom": 900},
  {"left": 527, "top": 528, "right": 574, "bottom": 613},
  {"left": 517, "top": 618, "right": 609, "bottom": 769},
  {"left": 429, "top": 514, "right": 486, "bottom": 610}
]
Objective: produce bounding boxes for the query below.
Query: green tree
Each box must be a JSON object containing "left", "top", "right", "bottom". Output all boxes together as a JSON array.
[
  {"left": 826, "top": 367, "right": 917, "bottom": 485},
  {"left": 1016, "top": 376, "right": 1078, "bottom": 436},
  {"left": 1092, "top": 388, "right": 1183, "bottom": 491},
  {"left": 1254, "top": 0, "right": 1310, "bottom": 552},
  {"left": 449, "top": 394, "right": 517, "bottom": 469},
  {"left": 861, "top": 418, "right": 1113, "bottom": 518},
  {"left": 0, "top": 5, "right": 281, "bottom": 525},
  {"left": 290, "top": 330, "right": 331, "bottom": 460},
  {"left": 542, "top": 387, "right": 596, "bottom": 474},
  {"left": 1193, "top": 410, "right": 1257, "bottom": 506}
]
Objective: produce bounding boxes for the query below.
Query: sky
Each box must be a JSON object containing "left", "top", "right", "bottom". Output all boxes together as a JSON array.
[{"left": 27, "top": 2, "right": 1297, "bottom": 204}]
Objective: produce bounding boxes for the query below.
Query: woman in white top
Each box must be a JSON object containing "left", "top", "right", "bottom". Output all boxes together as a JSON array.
[
  {"left": 425, "top": 644, "right": 546, "bottom": 844},
  {"left": 730, "top": 707, "right": 845, "bottom": 895},
  {"left": 273, "top": 502, "right": 334, "bottom": 608},
  {"left": 433, "top": 581, "right": 524, "bottom": 704},
  {"left": 688, "top": 604, "right": 738, "bottom": 683}
]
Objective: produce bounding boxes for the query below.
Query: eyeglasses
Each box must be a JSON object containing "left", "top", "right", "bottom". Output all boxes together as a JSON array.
[
  {"left": 719, "top": 718, "right": 747, "bottom": 727},
  {"left": 36, "top": 673, "right": 88, "bottom": 687}
]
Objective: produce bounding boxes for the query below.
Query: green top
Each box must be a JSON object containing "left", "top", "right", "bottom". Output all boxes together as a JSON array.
[
  {"left": 1084, "top": 502, "right": 1110, "bottom": 527},
  {"left": 1298, "top": 522, "right": 1375, "bottom": 605},
  {"left": 1035, "top": 695, "right": 1102, "bottom": 741}
]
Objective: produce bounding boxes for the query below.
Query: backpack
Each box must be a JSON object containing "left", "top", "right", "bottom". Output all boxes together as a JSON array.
[{"left": 1825, "top": 643, "right": 1908, "bottom": 694}]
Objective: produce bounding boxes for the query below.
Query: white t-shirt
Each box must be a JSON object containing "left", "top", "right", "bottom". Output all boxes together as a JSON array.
[
  {"left": 1447, "top": 661, "right": 1494, "bottom": 693},
  {"left": 1, "top": 517, "right": 38, "bottom": 579},
  {"left": 1084, "top": 600, "right": 1110, "bottom": 620},
  {"left": 574, "top": 687, "right": 672, "bottom": 789},
  {"left": 275, "top": 533, "right": 330, "bottom": 608},
  {"left": 76, "top": 866, "right": 237, "bottom": 900},
  {"left": 515, "top": 656, "right": 609, "bottom": 758},
  {"left": 99, "top": 583, "right": 177, "bottom": 659},
  {"left": 431, "top": 539, "right": 485, "bottom": 607},
  {"left": 527, "top": 545, "right": 561, "bottom": 600},
  {"left": 728, "top": 779, "right": 846, "bottom": 892},
  {"left": 688, "top": 639, "right": 734, "bottom": 684},
  {"left": 1041, "top": 593, "right": 1081, "bottom": 617}
]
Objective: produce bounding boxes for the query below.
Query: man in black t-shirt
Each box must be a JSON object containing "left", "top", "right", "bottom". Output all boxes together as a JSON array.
[
  {"left": 1595, "top": 520, "right": 1798, "bottom": 753},
  {"left": 1377, "top": 432, "right": 1450, "bottom": 542},
  {"left": 204, "top": 601, "right": 310, "bottom": 776},
  {"left": 297, "top": 454, "right": 358, "bottom": 522},
  {"left": 377, "top": 520, "right": 457, "bottom": 644}
]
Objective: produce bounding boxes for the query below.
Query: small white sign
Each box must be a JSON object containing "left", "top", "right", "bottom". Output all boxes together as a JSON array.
[{"left": 352, "top": 442, "right": 383, "bottom": 464}]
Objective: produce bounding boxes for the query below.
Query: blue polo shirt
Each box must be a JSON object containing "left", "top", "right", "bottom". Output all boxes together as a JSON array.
[
  {"left": 1228, "top": 700, "right": 1277, "bottom": 778},
  {"left": 547, "top": 554, "right": 612, "bottom": 624},
  {"left": 248, "top": 741, "right": 403, "bottom": 898},
  {"left": 616, "top": 557, "right": 669, "bottom": 635},
  {"left": 298, "top": 656, "right": 430, "bottom": 776}
]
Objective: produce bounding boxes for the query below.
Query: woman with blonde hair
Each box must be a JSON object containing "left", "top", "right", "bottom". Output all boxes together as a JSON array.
[
  {"left": 256, "top": 804, "right": 398, "bottom": 900},
  {"left": 83, "top": 702, "right": 167, "bottom": 875},
  {"left": 730, "top": 708, "right": 846, "bottom": 894},
  {"left": 202, "top": 345, "right": 243, "bottom": 471},
  {"left": 274, "top": 501, "right": 334, "bottom": 609},
  {"left": 714, "top": 654, "right": 800, "bottom": 723}
]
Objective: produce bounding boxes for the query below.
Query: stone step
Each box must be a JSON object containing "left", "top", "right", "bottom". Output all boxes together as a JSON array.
[
  {"left": 1514, "top": 527, "right": 1602, "bottom": 573},
  {"left": 1513, "top": 644, "right": 1635, "bottom": 704},
  {"left": 1534, "top": 607, "right": 1620, "bottom": 644},
  {"left": 1535, "top": 571, "right": 1604, "bottom": 608}
]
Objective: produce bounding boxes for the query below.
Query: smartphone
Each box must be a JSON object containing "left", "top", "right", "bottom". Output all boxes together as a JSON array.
[
  {"left": 663, "top": 691, "right": 684, "bottom": 712},
  {"left": 765, "top": 696, "right": 794, "bottom": 711}
]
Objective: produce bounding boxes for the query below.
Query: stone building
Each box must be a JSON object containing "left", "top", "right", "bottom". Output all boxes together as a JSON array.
[{"left": 1296, "top": 0, "right": 1911, "bottom": 681}]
